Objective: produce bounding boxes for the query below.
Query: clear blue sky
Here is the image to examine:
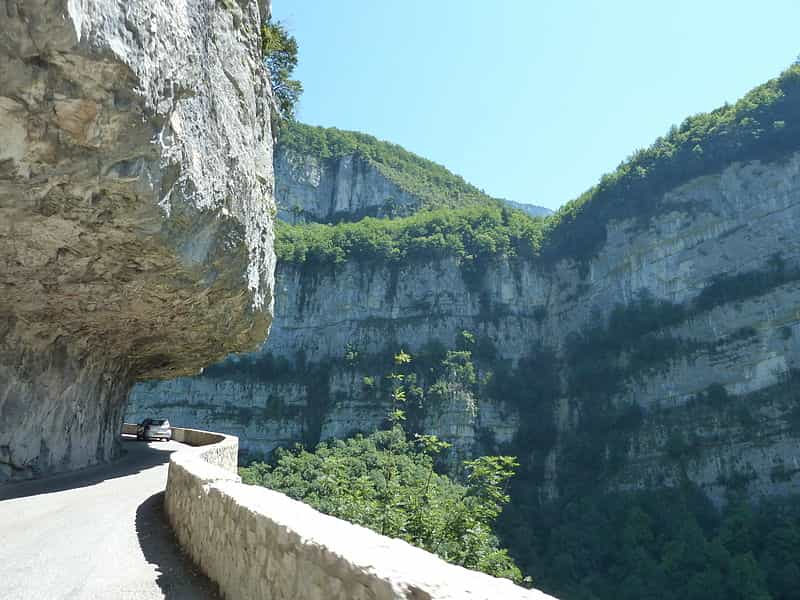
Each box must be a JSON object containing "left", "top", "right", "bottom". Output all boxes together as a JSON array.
[{"left": 272, "top": 1, "right": 800, "bottom": 211}]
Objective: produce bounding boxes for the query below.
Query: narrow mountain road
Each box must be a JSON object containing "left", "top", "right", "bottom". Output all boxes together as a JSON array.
[{"left": 0, "top": 437, "right": 219, "bottom": 600}]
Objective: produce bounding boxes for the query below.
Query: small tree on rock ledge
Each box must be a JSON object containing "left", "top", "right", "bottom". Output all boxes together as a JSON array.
[{"left": 262, "top": 19, "right": 303, "bottom": 121}]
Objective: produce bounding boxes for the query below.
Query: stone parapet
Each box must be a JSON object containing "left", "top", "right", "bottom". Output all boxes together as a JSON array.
[{"left": 164, "top": 427, "right": 556, "bottom": 600}]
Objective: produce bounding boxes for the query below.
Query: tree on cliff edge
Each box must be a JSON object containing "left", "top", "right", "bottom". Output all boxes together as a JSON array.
[{"left": 262, "top": 19, "right": 303, "bottom": 119}]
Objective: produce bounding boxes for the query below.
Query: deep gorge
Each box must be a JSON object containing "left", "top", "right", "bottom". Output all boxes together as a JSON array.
[{"left": 128, "top": 69, "right": 800, "bottom": 598}]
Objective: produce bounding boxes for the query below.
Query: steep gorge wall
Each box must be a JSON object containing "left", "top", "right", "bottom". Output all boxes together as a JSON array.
[
  {"left": 129, "top": 149, "right": 800, "bottom": 502},
  {"left": 275, "top": 146, "right": 421, "bottom": 223},
  {"left": 274, "top": 142, "right": 551, "bottom": 223},
  {"left": 0, "top": 0, "right": 276, "bottom": 479}
]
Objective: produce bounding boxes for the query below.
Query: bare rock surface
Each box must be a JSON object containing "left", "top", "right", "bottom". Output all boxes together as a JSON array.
[
  {"left": 0, "top": 0, "right": 276, "bottom": 480},
  {"left": 274, "top": 146, "right": 421, "bottom": 223}
]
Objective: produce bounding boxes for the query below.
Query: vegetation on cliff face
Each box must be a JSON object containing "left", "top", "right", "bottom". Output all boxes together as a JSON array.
[
  {"left": 275, "top": 204, "right": 545, "bottom": 267},
  {"left": 240, "top": 349, "right": 525, "bottom": 583},
  {"left": 216, "top": 318, "right": 800, "bottom": 598},
  {"left": 278, "top": 121, "right": 500, "bottom": 210},
  {"left": 542, "top": 63, "right": 800, "bottom": 264},
  {"left": 262, "top": 19, "right": 303, "bottom": 119}
]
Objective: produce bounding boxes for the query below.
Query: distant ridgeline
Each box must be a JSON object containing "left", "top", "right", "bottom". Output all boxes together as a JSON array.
[
  {"left": 277, "top": 121, "right": 502, "bottom": 212},
  {"left": 542, "top": 63, "right": 800, "bottom": 264},
  {"left": 128, "top": 63, "right": 800, "bottom": 600},
  {"left": 277, "top": 64, "right": 800, "bottom": 269}
]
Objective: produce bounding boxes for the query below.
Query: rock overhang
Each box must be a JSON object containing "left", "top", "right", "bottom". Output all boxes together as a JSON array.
[{"left": 0, "top": 0, "right": 276, "bottom": 478}]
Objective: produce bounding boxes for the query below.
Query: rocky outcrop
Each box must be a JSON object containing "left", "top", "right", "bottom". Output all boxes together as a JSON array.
[
  {"left": 129, "top": 148, "right": 800, "bottom": 502},
  {"left": 0, "top": 0, "right": 276, "bottom": 480},
  {"left": 275, "top": 146, "right": 421, "bottom": 223}
]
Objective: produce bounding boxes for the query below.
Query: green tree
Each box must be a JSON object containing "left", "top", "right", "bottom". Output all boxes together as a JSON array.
[
  {"left": 262, "top": 19, "right": 303, "bottom": 119},
  {"left": 240, "top": 425, "right": 524, "bottom": 582},
  {"left": 728, "top": 553, "right": 772, "bottom": 600}
]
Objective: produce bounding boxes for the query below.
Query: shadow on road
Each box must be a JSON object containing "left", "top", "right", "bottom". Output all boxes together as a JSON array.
[
  {"left": 0, "top": 437, "right": 175, "bottom": 501},
  {"left": 136, "top": 492, "right": 220, "bottom": 599}
]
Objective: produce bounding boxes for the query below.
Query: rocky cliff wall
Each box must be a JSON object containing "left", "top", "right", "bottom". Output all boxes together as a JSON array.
[
  {"left": 0, "top": 0, "right": 276, "bottom": 480},
  {"left": 129, "top": 150, "right": 800, "bottom": 502},
  {"left": 275, "top": 146, "right": 421, "bottom": 223}
]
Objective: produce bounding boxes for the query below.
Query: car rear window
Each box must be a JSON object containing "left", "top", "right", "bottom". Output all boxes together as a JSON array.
[{"left": 150, "top": 419, "right": 166, "bottom": 426}]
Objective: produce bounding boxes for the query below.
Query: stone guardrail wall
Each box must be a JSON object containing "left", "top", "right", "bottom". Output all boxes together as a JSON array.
[
  {"left": 162, "top": 426, "right": 557, "bottom": 600},
  {"left": 121, "top": 423, "right": 138, "bottom": 435}
]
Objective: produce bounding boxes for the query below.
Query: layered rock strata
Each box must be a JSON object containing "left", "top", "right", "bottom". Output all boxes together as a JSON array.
[
  {"left": 274, "top": 146, "right": 421, "bottom": 223},
  {"left": 130, "top": 149, "right": 800, "bottom": 502}
]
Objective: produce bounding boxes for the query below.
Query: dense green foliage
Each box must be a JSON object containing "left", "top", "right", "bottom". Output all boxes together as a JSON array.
[
  {"left": 262, "top": 20, "right": 303, "bottom": 119},
  {"left": 542, "top": 64, "right": 800, "bottom": 265},
  {"left": 279, "top": 121, "right": 499, "bottom": 210},
  {"left": 237, "top": 348, "right": 527, "bottom": 582},
  {"left": 505, "top": 486, "right": 800, "bottom": 600},
  {"left": 240, "top": 425, "right": 524, "bottom": 582},
  {"left": 275, "top": 204, "right": 545, "bottom": 268},
  {"left": 543, "top": 264, "right": 799, "bottom": 501}
]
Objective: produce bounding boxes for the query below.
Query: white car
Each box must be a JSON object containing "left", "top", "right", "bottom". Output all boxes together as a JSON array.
[{"left": 136, "top": 418, "right": 172, "bottom": 441}]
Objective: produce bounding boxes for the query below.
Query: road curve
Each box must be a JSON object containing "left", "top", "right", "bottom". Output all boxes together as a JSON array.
[{"left": 0, "top": 437, "right": 219, "bottom": 600}]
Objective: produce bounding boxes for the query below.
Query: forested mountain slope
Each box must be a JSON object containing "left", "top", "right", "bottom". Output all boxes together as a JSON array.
[{"left": 275, "top": 121, "right": 503, "bottom": 223}]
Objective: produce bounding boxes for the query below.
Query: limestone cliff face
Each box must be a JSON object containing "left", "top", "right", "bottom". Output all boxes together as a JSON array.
[
  {"left": 0, "top": 0, "right": 276, "bottom": 479},
  {"left": 275, "top": 146, "right": 421, "bottom": 223},
  {"left": 129, "top": 148, "right": 800, "bottom": 502}
]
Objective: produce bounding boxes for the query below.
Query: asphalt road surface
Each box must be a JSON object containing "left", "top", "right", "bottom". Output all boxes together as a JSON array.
[{"left": 0, "top": 437, "right": 219, "bottom": 600}]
